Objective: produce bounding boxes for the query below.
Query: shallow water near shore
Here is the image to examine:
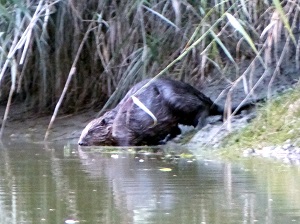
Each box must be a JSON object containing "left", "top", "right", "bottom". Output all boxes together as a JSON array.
[{"left": 0, "top": 140, "right": 300, "bottom": 224}]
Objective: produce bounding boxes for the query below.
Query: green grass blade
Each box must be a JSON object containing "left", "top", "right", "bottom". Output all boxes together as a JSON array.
[
  {"left": 225, "top": 12, "right": 258, "bottom": 55},
  {"left": 142, "top": 5, "right": 179, "bottom": 31},
  {"left": 210, "top": 30, "right": 236, "bottom": 65},
  {"left": 272, "top": 0, "right": 296, "bottom": 45}
]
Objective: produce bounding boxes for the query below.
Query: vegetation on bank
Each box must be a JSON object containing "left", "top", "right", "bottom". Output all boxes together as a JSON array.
[
  {"left": 0, "top": 0, "right": 299, "bottom": 137},
  {"left": 221, "top": 86, "right": 300, "bottom": 154}
]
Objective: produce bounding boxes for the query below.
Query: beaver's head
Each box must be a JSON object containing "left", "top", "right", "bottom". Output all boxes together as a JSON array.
[{"left": 78, "top": 111, "right": 116, "bottom": 146}]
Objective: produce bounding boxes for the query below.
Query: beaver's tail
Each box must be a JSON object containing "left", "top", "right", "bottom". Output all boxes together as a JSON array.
[{"left": 209, "top": 102, "right": 254, "bottom": 118}]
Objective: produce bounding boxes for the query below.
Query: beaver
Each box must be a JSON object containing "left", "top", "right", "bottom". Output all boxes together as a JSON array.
[{"left": 78, "top": 78, "right": 225, "bottom": 146}]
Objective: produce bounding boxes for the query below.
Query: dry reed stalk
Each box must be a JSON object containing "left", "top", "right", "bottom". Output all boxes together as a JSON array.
[
  {"left": 44, "top": 22, "right": 95, "bottom": 141},
  {"left": 0, "top": 0, "right": 58, "bottom": 138}
]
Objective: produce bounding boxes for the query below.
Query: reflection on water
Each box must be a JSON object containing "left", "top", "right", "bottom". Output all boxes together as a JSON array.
[{"left": 0, "top": 141, "right": 300, "bottom": 224}]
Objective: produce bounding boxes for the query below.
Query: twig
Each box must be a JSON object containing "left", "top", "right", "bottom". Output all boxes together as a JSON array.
[
  {"left": 44, "top": 22, "right": 94, "bottom": 141},
  {"left": 44, "top": 67, "right": 76, "bottom": 141},
  {"left": 0, "top": 57, "right": 17, "bottom": 138},
  {"left": 0, "top": 82, "right": 15, "bottom": 139}
]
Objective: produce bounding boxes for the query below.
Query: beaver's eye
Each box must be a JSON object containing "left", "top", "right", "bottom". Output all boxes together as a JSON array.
[{"left": 100, "top": 118, "right": 107, "bottom": 126}]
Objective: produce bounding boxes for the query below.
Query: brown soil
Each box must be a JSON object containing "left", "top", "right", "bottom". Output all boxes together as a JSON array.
[{"left": 0, "top": 105, "right": 94, "bottom": 144}]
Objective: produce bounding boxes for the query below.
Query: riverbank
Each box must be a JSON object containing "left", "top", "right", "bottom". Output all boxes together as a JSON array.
[
  {"left": 1, "top": 81, "right": 300, "bottom": 166},
  {"left": 217, "top": 86, "right": 300, "bottom": 165}
]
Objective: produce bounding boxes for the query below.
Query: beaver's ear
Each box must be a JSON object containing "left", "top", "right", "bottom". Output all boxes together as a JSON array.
[{"left": 107, "top": 125, "right": 112, "bottom": 132}]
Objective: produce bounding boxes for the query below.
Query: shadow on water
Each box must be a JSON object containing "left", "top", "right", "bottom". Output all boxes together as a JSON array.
[{"left": 0, "top": 140, "right": 300, "bottom": 224}]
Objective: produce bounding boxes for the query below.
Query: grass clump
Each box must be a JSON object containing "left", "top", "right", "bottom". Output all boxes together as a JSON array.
[{"left": 222, "top": 87, "right": 300, "bottom": 152}]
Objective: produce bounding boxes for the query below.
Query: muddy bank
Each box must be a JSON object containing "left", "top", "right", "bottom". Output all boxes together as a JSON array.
[
  {"left": 0, "top": 104, "right": 92, "bottom": 144},
  {"left": 0, "top": 102, "right": 256, "bottom": 147}
]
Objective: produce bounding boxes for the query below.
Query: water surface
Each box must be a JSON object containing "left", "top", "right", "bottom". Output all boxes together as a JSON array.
[{"left": 0, "top": 141, "right": 300, "bottom": 224}]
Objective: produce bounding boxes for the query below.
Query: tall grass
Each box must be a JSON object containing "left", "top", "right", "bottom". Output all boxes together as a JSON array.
[{"left": 0, "top": 0, "right": 299, "bottom": 135}]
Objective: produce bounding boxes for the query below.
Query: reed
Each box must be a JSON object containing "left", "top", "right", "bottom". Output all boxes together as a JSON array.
[{"left": 0, "top": 0, "right": 299, "bottom": 135}]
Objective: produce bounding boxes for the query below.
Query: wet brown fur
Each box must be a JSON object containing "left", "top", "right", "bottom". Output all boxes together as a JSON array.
[{"left": 78, "top": 78, "right": 223, "bottom": 146}]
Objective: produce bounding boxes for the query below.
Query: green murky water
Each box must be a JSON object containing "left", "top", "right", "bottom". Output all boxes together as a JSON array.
[{"left": 0, "top": 141, "right": 300, "bottom": 224}]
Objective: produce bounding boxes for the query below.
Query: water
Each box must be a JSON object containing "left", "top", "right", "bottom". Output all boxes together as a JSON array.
[{"left": 0, "top": 141, "right": 300, "bottom": 224}]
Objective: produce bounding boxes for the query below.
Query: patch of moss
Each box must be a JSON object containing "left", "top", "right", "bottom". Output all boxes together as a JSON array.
[{"left": 220, "top": 87, "right": 300, "bottom": 156}]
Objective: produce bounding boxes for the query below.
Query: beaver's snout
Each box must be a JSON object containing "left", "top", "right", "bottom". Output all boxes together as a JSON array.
[{"left": 78, "top": 140, "right": 88, "bottom": 146}]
